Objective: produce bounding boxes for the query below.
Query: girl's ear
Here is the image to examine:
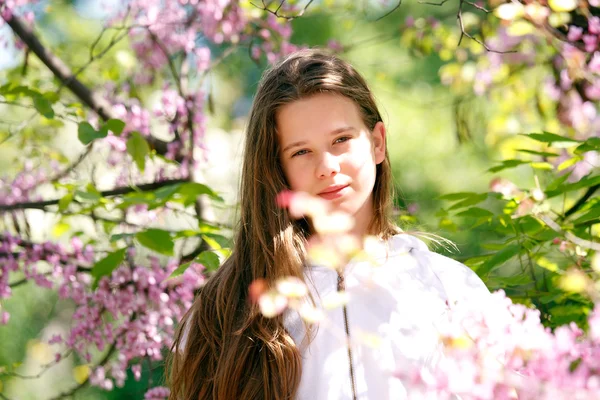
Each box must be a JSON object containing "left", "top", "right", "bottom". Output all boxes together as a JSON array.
[{"left": 372, "top": 121, "right": 386, "bottom": 165}]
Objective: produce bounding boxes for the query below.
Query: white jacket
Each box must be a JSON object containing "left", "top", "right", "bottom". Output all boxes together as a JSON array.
[{"left": 284, "top": 233, "right": 491, "bottom": 400}]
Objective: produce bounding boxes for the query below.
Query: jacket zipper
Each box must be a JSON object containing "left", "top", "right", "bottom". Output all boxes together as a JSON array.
[{"left": 337, "top": 270, "right": 357, "bottom": 400}]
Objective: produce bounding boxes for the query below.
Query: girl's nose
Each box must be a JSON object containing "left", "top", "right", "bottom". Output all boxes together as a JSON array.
[{"left": 316, "top": 152, "right": 340, "bottom": 179}]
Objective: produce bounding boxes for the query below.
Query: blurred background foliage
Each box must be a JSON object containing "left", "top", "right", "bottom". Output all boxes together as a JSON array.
[{"left": 0, "top": 0, "right": 599, "bottom": 398}]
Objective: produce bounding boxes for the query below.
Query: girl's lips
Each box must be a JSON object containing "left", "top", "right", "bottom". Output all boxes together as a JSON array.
[{"left": 317, "top": 184, "right": 349, "bottom": 200}]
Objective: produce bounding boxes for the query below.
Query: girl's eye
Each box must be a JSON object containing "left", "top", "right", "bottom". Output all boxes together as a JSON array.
[
  {"left": 292, "top": 149, "right": 309, "bottom": 157},
  {"left": 334, "top": 136, "right": 351, "bottom": 144}
]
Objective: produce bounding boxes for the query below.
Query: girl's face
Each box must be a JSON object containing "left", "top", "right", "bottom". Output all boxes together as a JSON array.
[{"left": 276, "top": 92, "right": 386, "bottom": 236}]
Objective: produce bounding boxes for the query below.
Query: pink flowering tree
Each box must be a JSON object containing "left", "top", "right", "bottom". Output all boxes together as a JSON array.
[
  {"left": 0, "top": 0, "right": 304, "bottom": 398},
  {"left": 0, "top": 0, "right": 599, "bottom": 399}
]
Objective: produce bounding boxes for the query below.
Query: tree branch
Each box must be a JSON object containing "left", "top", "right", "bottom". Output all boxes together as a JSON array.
[
  {"left": 2, "top": 12, "right": 170, "bottom": 155},
  {"left": 375, "top": 1, "right": 402, "bottom": 22},
  {"left": 7, "top": 266, "right": 91, "bottom": 288},
  {"left": 421, "top": 0, "right": 515, "bottom": 53},
  {"left": 538, "top": 213, "right": 600, "bottom": 251},
  {"left": 0, "top": 178, "right": 187, "bottom": 212},
  {"left": 250, "top": 0, "right": 314, "bottom": 20},
  {"left": 564, "top": 184, "right": 600, "bottom": 218},
  {"left": 47, "top": 341, "right": 117, "bottom": 400}
]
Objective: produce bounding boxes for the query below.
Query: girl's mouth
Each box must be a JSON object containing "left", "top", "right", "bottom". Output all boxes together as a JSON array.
[{"left": 317, "top": 184, "right": 349, "bottom": 200}]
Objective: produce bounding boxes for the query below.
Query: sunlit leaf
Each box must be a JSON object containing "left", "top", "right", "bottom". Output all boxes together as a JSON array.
[
  {"left": 74, "top": 190, "right": 101, "bottom": 203},
  {"left": 439, "top": 192, "right": 479, "bottom": 201},
  {"left": 109, "top": 233, "right": 135, "bottom": 243},
  {"left": 78, "top": 122, "right": 107, "bottom": 145},
  {"left": 448, "top": 193, "right": 488, "bottom": 210},
  {"left": 169, "top": 261, "right": 193, "bottom": 279},
  {"left": 530, "top": 162, "right": 554, "bottom": 170},
  {"left": 557, "top": 157, "right": 582, "bottom": 172},
  {"left": 72, "top": 365, "right": 91, "bottom": 384},
  {"left": 521, "top": 132, "right": 580, "bottom": 147},
  {"left": 455, "top": 207, "right": 494, "bottom": 218},
  {"left": 135, "top": 229, "right": 174, "bottom": 256},
  {"left": 196, "top": 251, "right": 220, "bottom": 272},
  {"left": 33, "top": 95, "right": 54, "bottom": 119},
  {"left": 126, "top": 132, "right": 150, "bottom": 172},
  {"left": 105, "top": 119, "right": 126, "bottom": 136},
  {"left": 536, "top": 257, "right": 560, "bottom": 273},
  {"left": 476, "top": 244, "right": 521, "bottom": 276},
  {"left": 507, "top": 20, "right": 535, "bottom": 36},
  {"left": 488, "top": 159, "right": 529, "bottom": 173},
  {"left": 546, "top": 175, "right": 600, "bottom": 198},
  {"left": 571, "top": 206, "right": 600, "bottom": 225},
  {"left": 177, "top": 182, "right": 223, "bottom": 204},
  {"left": 58, "top": 192, "right": 74, "bottom": 212},
  {"left": 91, "top": 248, "right": 127, "bottom": 289},
  {"left": 574, "top": 138, "right": 600, "bottom": 155},
  {"left": 52, "top": 221, "right": 70, "bottom": 237},
  {"left": 516, "top": 149, "right": 559, "bottom": 158}
]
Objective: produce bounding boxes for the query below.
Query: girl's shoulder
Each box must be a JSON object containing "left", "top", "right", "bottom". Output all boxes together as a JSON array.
[{"left": 383, "top": 233, "right": 491, "bottom": 306}]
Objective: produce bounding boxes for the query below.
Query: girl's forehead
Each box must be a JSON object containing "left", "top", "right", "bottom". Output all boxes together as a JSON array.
[{"left": 276, "top": 93, "right": 365, "bottom": 137}]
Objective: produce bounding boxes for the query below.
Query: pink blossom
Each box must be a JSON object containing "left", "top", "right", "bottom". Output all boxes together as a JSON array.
[
  {"left": 567, "top": 25, "right": 583, "bottom": 42},
  {"left": 144, "top": 386, "right": 170, "bottom": 400},
  {"left": 583, "top": 35, "right": 598, "bottom": 53},
  {"left": 589, "top": 17, "right": 600, "bottom": 35}
]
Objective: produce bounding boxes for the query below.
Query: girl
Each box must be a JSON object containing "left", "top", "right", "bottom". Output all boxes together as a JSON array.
[{"left": 168, "top": 49, "right": 491, "bottom": 400}]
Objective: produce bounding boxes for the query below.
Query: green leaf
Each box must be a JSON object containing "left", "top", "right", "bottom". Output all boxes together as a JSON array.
[
  {"left": 105, "top": 119, "right": 126, "bottom": 136},
  {"left": 539, "top": 293, "right": 565, "bottom": 304},
  {"left": 135, "top": 229, "right": 174, "bottom": 256},
  {"left": 117, "top": 183, "right": 184, "bottom": 210},
  {"left": 177, "top": 182, "right": 223, "bottom": 204},
  {"left": 197, "top": 251, "right": 221, "bottom": 272},
  {"left": 169, "top": 261, "right": 193, "bottom": 279},
  {"left": 52, "top": 221, "right": 70, "bottom": 237},
  {"left": 521, "top": 132, "right": 580, "bottom": 147},
  {"left": 439, "top": 192, "right": 479, "bottom": 201},
  {"left": 574, "top": 137, "right": 600, "bottom": 155},
  {"left": 33, "top": 95, "right": 55, "bottom": 119},
  {"left": 455, "top": 207, "right": 494, "bottom": 218},
  {"left": 152, "top": 183, "right": 183, "bottom": 203},
  {"left": 91, "top": 248, "right": 127, "bottom": 289},
  {"left": 557, "top": 156, "right": 582, "bottom": 172},
  {"left": 126, "top": 132, "right": 150, "bottom": 172},
  {"left": 110, "top": 233, "right": 136, "bottom": 243},
  {"left": 169, "top": 251, "right": 221, "bottom": 279},
  {"left": 58, "top": 192, "right": 74, "bottom": 212},
  {"left": 515, "top": 149, "right": 559, "bottom": 158},
  {"left": 571, "top": 206, "right": 600, "bottom": 225},
  {"left": 476, "top": 244, "right": 521, "bottom": 276},
  {"left": 74, "top": 190, "right": 101, "bottom": 203},
  {"left": 117, "top": 192, "right": 156, "bottom": 209},
  {"left": 487, "top": 272, "right": 532, "bottom": 287},
  {"left": 536, "top": 257, "right": 560, "bottom": 273},
  {"left": 530, "top": 162, "right": 554, "bottom": 170},
  {"left": 201, "top": 233, "right": 233, "bottom": 250},
  {"left": 546, "top": 175, "right": 600, "bottom": 198},
  {"left": 78, "top": 122, "right": 107, "bottom": 145},
  {"left": 546, "top": 173, "right": 571, "bottom": 192},
  {"left": 42, "top": 91, "right": 60, "bottom": 103},
  {"left": 448, "top": 193, "right": 488, "bottom": 210},
  {"left": 487, "top": 159, "right": 528, "bottom": 173}
]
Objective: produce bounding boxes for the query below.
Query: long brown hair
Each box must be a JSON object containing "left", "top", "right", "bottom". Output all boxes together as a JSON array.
[{"left": 167, "top": 49, "right": 399, "bottom": 400}]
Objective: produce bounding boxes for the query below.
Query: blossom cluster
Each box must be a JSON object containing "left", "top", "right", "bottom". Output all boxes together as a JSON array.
[
  {"left": 398, "top": 291, "right": 600, "bottom": 400},
  {"left": 0, "top": 233, "right": 204, "bottom": 398}
]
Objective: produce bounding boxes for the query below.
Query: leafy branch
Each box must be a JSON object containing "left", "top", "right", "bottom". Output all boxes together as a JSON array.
[
  {"left": 0, "top": 178, "right": 187, "bottom": 212},
  {"left": 1, "top": 12, "right": 171, "bottom": 155}
]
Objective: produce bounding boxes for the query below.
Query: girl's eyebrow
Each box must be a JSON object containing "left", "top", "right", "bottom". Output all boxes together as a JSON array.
[{"left": 282, "top": 126, "right": 356, "bottom": 153}]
